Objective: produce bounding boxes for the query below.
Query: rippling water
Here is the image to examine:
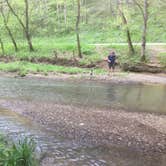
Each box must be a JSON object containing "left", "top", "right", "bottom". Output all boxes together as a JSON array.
[
  {"left": 0, "top": 108, "right": 166, "bottom": 166},
  {"left": 0, "top": 76, "right": 166, "bottom": 165}
]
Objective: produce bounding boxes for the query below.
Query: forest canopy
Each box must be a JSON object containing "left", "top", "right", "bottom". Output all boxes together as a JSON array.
[{"left": 0, "top": 0, "right": 165, "bottom": 43}]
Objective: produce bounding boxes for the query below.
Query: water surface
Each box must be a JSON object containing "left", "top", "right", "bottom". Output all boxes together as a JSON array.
[
  {"left": 0, "top": 77, "right": 166, "bottom": 113},
  {"left": 0, "top": 76, "right": 166, "bottom": 165}
]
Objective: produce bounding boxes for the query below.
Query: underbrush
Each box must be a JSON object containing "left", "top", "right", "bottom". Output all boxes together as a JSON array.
[
  {"left": 158, "top": 52, "right": 166, "bottom": 67},
  {"left": 0, "top": 135, "right": 38, "bottom": 166}
]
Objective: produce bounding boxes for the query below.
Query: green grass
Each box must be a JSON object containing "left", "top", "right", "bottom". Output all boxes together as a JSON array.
[
  {"left": 3, "top": 38, "right": 98, "bottom": 64},
  {"left": 2, "top": 37, "right": 137, "bottom": 66},
  {"left": 0, "top": 37, "right": 145, "bottom": 75},
  {"left": 2, "top": 36, "right": 161, "bottom": 73},
  {"left": 0, "top": 135, "right": 38, "bottom": 166},
  {"left": 0, "top": 61, "right": 106, "bottom": 76}
]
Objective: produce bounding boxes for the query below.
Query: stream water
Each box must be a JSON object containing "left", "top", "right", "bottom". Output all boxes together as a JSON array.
[{"left": 0, "top": 76, "right": 166, "bottom": 165}]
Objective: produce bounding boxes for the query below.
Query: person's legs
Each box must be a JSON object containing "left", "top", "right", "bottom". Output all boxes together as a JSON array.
[
  {"left": 108, "top": 63, "right": 114, "bottom": 76},
  {"left": 108, "top": 63, "right": 111, "bottom": 75},
  {"left": 109, "top": 63, "right": 115, "bottom": 76},
  {"left": 112, "top": 63, "right": 115, "bottom": 74}
]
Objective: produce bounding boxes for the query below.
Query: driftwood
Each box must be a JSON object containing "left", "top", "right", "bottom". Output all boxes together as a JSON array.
[{"left": 122, "top": 63, "right": 166, "bottom": 73}]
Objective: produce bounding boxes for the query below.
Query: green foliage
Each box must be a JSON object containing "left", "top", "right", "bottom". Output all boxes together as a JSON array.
[
  {"left": 118, "top": 54, "right": 141, "bottom": 67},
  {"left": 0, "top": 136, "right": 38, "bottom": 166},
  {"left": 18, "top": 69, "right": 28, "bottom": 77},
  {"left": 117, "top": 46, "right": 142, "bottom": 67},
  {"left": 0, "top": 0, "right": 165, "bottom": 72},
  {"left": 0, "top": 0, "right": 165, "bottom": 46},
  {"left": 158, "top": 52, "right": 166, "bottom": 67}
]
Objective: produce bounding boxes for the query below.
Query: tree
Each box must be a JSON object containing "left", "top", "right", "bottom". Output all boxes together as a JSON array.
[
  {"left": 0, "top": 5, "right": 18, "bottom": 52},
  {"left": 0, "top": 36, "right": 5, "bottom": 55},
  {"left": 76, "top": 0, "right": 82, "bottom": 58},
  {"left": 119, "top": 8, "right": 135, "bottom": 55},
  {"left": 5, "top": 0, "right": 34, "bottom": 51},
  {"left": 134, "top": 0, "right": 149, "bottom": 61},
  {"left": 64, "top": 0, "right": 67, "bottom": 28}
]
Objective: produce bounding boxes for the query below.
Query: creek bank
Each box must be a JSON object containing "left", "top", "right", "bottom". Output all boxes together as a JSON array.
[
  {"left": 1, "top": 71, "right": 166, "bottom": 85},
  {"left": 0, "top": 55, "right": 96, "bottom": 68},
  {"left": 1, "top": 55, "right": 166, "bottom": 74},
  {"left": 25, "top": 72, "right": 166, "bottom": 85}
]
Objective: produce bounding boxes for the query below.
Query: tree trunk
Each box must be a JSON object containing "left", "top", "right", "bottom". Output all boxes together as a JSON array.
[
  {"left": 0, "top": 37, "right": 5, "bottom": 55},
  {"left": 119, "top": 9, "right": 135, "bottom": 55},
  {"left": 56, "top": 1, "right": 59, "bottom": 28},
  {"left": 6, "top": 0, "right": 34, "bottom": 52},
  {"left": 1, "top": 8, "right": 18, "bottom": 52},
  {"left": 76, "top": 0, "right": 82, "bottom": 58},
  {"left": 84, "top": 0, "right": 88, "bottom": 24},
  {"left": 126, "top": 28, "right": 135, "bottom": 55},
  {"left": 6, "top": 25, "right": 18, "bottom": 52},
  {"left": 64, "top": 0, "right": 67, "bottom": 28},
  {"left": 109, "top": 0, "right": 114, "bottom": 16},
  {"left": 25, "top": 0, "right": 34, "bottom": 52},
  {"left": 141, "top": 0, "right": 148, "bottom": 62}
]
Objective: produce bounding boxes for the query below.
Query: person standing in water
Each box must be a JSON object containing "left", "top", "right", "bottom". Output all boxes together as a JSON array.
[{"left": 107, "top": 51, "right": 116, "bottom": 75}]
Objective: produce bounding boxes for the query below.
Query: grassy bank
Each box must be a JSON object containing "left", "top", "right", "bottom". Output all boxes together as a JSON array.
[
  {"left": 0, "top": 135, "right": 38, "bottom": 166},
  {"left": 1, "top": 38, "right": 139, "bottom": 76},
  {"left": 3, "top": 37, "right": 130, "bottom": 62},
  {"left": 1, "top": 37, "right": 165, "bottom": 75},
  {"left": 2, "top": 37, "right": 143, "bottom": 66},
  {"left": 0, "top": 61, "right": 106, "bottom": 77}
]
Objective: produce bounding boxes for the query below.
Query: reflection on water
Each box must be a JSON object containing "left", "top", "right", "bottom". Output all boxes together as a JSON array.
[
  {"left": 0, "top": 108, "right": 166, "bottom": 166},
  {"left": 0, "top": 77, "right": 166, "bottom": 113}
]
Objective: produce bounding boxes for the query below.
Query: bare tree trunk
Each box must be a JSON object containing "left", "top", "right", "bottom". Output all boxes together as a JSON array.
[
  {"left": 109, "top": 0, "right": 114, "bottom": 16},
  {"left": 85, "top": 0, "right": 88, "bottom": 24},
  {"left": 0, "top": 37, "right": 5, "bottom": 55},
  {"left": 25, "top": 0, "right": 34, "bottom": 52},
  {"left": 72, "top": 0, "right": 75, "bottom": 11},
  {"left": 141, "top": 0, "right": 148, "bottom": 61},
  {"left": 6, "top": 0, "right": 34, "bottom": 52},
  {"left": 64, "top": 0, "right": 67, "bottom": 28},
  {"left": 119, "top": 9, "right": 135, "bottom": 55},
  {"left": 1, "top": 7, "right": 18, "bottom": 52},
  {"left": 76, "top": 0, "right": 82, "bottom": 58},
  {"left": 134, "top": 0, "right": 149, "bottom": 61},
  {"left": 56, "top": 1, "right": 60, "bottom": 28}
]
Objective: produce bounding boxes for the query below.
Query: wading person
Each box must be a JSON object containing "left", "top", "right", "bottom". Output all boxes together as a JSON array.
[{"left": 107, "top": 51, "right": 116, "bottom": 75}]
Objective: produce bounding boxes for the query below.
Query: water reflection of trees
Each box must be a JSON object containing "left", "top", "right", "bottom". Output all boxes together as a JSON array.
[{"left": 117, "top": 84, "right": 166, "bottom": 113}]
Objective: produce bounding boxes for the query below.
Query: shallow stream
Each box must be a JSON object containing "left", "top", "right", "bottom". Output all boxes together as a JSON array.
[{"left": 0, "top": 77, "right": 166, "bottom": 165}]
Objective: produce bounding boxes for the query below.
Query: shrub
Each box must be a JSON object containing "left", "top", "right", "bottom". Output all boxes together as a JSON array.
[
  {"left": 0, "top": 136, "right": 38, "bottom": 166},
  {"left": 158, "top": 52, "right": 166, "bottom": 67}
]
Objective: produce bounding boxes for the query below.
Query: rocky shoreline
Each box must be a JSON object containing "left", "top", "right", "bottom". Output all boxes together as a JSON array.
[{"left": 0, "top": 98, "right": 166, "bottom": 154}]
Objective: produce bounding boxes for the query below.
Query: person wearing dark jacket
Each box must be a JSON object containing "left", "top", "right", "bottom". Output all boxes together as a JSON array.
[{"left": 107, "top": 51, "right": 116, "bottom": 75}]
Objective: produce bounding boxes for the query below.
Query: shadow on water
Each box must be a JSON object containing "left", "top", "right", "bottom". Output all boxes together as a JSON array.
[{"left": 0, "top": 77, "right": 166, "bottom": 165}]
